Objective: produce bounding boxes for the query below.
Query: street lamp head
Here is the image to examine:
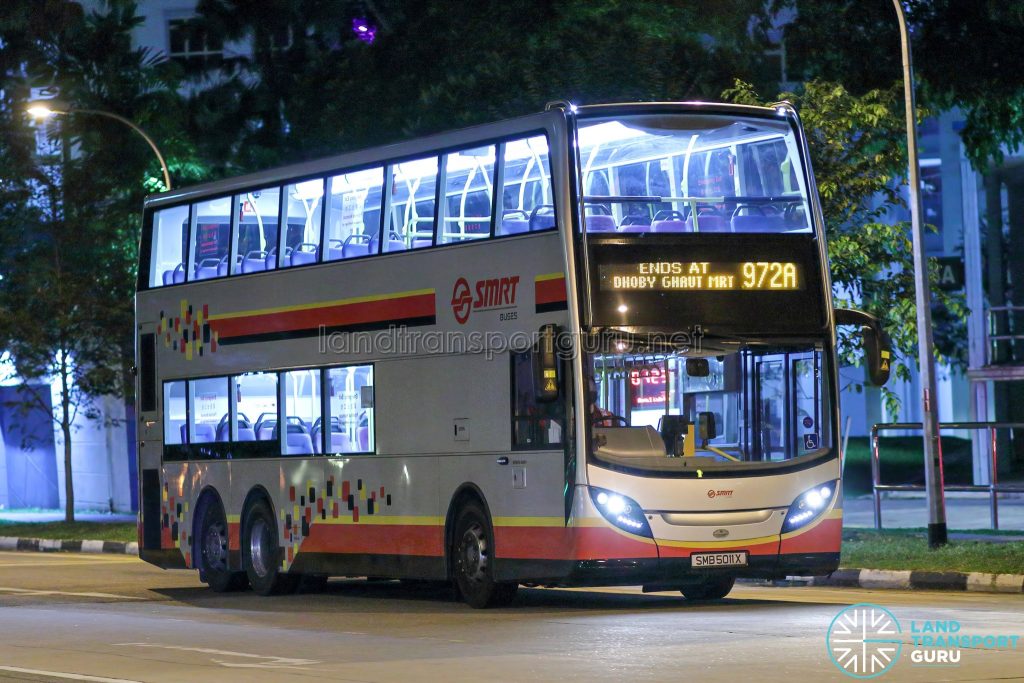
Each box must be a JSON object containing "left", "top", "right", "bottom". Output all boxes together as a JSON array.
[{"left": 26, "top": 99, "right": 69, "bottom": 120}]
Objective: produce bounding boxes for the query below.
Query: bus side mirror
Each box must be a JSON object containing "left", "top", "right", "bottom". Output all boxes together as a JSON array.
[
  {"left": 834, "top": 308, "right": 892, "bottom": 386},
  {"left": 685, "top": 358, "right": 710, "bottom": 377},
  {"left": 534, "top": 324, "right": 560, "bottom": 402}
]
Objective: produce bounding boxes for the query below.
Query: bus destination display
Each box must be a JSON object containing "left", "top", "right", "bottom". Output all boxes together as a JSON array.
[{"left": 599, "top": 261, "right": 802, "bottom": 291}]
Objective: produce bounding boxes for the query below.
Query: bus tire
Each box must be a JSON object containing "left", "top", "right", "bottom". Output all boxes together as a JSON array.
[
  {"left": 197, "top": 498, "right": 247, "bottom": 592},
  {"left": 242, "top": 498, "right": 296, "bottom": 596},
  {"left": 681, "top": 576, "right": 735, "bottom": 601},
  {"left": 451, "top": 501, "right": 518, "bottom": 608}
]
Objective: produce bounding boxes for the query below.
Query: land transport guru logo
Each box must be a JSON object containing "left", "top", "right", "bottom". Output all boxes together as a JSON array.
[
  {"left": 826, "top": 602, "right": 1022, "bottom": 678},
  {"left": 451, "top": 275, "right": 520, "bottom": 324},
  {"left": 827, "top": 603, "right": 903, "bottom": 678}
]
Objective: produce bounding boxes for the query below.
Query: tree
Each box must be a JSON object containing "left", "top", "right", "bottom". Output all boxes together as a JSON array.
[
  {"left": 0, "top": 1, "right": 195, "bottom": 520},
  {"left": 774, "top": 0, "right": 1024, "bottom": 167},
  {"left": 724, "top": 79, "right": 967, "bottom": 410},
  {"left": 185, "top": 0, "right": 779, "bottom": 172}
]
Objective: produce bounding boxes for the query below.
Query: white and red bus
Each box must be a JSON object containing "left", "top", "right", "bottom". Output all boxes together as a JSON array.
[{"left": 135, "top": 101, "right": 890, "bottom": 606}]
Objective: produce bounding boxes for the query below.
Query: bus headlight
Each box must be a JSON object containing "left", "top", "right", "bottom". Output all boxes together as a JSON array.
[
  {"left": 784, "top": 481, "right": 837, "bottom": 532},
  {"left": 589, "top": 487, "right": 653, "bottom": 538}
]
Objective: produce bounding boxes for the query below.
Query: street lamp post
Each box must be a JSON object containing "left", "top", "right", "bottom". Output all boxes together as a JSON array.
[
  {"left": 891, "top": 0, "right": 947, "bottom": 548},
  {"left": 26, "top": 100, "right": 171, "bottom": 191}
]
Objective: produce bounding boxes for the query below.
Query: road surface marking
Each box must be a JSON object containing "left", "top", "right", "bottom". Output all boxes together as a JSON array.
[
  {"left": 116, "top": 643, "right": 321, "bottom": 670},
  {"left": 0, "top": 666, "right": 143, "bottom": 682},
  {"left": 0, "top": 586, "right": 144, "bottom": 600}
]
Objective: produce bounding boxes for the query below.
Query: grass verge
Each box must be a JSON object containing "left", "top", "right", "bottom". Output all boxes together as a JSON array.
[
  {"left": 0, "top": 521, "right": 136, "bottom": 543},
  {"left": 841, "top": 529, "right": 1024, "bottom": 575}
]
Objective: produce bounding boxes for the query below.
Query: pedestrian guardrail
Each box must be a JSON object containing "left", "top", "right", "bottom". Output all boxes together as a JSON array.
[{"left": 870, "top": 421, "right": 1024, "bottom": 530}]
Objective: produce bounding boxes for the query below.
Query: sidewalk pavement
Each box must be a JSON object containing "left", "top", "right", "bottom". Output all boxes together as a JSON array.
[{"left": 0, "top": 511, "right": 135, "bottom": 523}]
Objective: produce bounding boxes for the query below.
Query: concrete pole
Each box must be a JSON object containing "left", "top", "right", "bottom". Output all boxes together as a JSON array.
[{"left": 892, "top": 0, "right": 947, "bottom": 547}]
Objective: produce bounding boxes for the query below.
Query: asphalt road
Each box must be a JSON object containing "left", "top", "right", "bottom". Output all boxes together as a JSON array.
[{"left": 0, "top": 551, "right": 1021, "bottom": 682}]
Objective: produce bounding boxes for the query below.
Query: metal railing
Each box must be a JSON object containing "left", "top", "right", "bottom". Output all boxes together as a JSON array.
[{"left": 870, "top": 421, "right": 1024, "bottom": 529}]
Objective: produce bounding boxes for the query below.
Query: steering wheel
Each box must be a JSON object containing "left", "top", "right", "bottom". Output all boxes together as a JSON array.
[{"left": 593, "top": 414, "right": 629, "bottom": 427}]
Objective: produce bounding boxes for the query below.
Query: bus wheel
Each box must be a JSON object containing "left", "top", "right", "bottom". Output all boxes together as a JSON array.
[
  {"left": 242, "top": 499, "right": 295, "bottom": 596},
  {"left": 198, "top": 499, "right": 246, "bottom": 592},
  {"left": 451, "top": 502, "right": 518, "bottom": 608},
  {"left": 681, "top": 576, "right": 735, "bottom": 601}
]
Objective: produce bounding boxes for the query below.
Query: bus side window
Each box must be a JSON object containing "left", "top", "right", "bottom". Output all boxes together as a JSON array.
[
  {"left": 188, "top": 197, "right": 231, "bottom": 281},
  {"left": 150, "top": 205, "right": 189, "bottom": 287},
  {"left": 511, "top": 352, "right": 564, "bottom": 449},
  {"left": 163, "top": 380, "right": 188, "bottom": 445},
  {"left": 499, "top": 136, "right": 554, "bottom": 235},
  {"left": 282, "top": 369, "right": 320, "bottom": 455},
  {"left": 386, "top": 157, "right": 438, "bottom": 253},
  {"left": 281, "top": 179, "right": 325, "bottom": 269},
  {"left": 325, "top": 167, "right": 384, "bottom": 261},
  {"left": 440, "top": 146, "right": 495, "bottom": 245},
  {"left": 231, "top": 187, "right": 280, "bottom": 275},
  {"left": 326, "top": 365, "right": 375, "bottom": 454}
]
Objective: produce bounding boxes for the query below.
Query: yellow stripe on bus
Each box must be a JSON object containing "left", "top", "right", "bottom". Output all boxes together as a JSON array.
[
  {"left": 206, "top": 288, "right": 436, "bottom": 321},
  {"left": 534, "top": 272, "right": 565, "bottom": 282}
]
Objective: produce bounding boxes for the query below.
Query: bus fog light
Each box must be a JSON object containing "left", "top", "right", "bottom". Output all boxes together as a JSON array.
[
  {"left": 784, "top": 480, "right": 837, "bottom": 532},
  {"left": 589, "top": 487, "right": 652, "bottom": 538}
]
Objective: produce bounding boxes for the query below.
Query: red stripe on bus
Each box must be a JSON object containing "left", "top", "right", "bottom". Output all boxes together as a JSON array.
[
  {"left": 779, "top": 516, "right": 842, "bottom": 555},
  {"left": 535, "top": 276, "right": 567, "bottom": 306},
  {"left": 211, "top": 292, "right": 436, "bottom": 339},
  {"left": 300, "top": 523, "right": 444, "bottom": 556},
  {"left": 495, "top": 526, "right": 658, "bottom": 561}
]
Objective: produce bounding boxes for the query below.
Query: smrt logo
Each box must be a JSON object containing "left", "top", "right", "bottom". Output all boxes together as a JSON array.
[
  {"left": 451, "top": 275, "right": 520, "bottom": 324},
  {"left": 707, "top": 489, "right": 733, "bottom": 499}
]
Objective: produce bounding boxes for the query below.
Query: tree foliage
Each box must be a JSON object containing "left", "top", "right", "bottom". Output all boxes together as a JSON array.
[
  {"left": 0, "top": 1, "right": 194, "bottom": 519},
  {"left": 724, "top": 79, "right": 967, "bottom": 410},
  {"left": 774, "top": 0, "right": 1024, "bottom": 167}
]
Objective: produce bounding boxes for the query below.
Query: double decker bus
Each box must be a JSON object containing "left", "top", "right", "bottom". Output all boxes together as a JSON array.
[{"left": 136, "top": 101, "right": 890, "bottom": 607}]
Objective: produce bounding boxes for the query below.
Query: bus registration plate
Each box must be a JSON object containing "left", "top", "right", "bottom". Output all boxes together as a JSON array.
[{"left": 691, "top": 552, "right": 748, "bottom": 568}]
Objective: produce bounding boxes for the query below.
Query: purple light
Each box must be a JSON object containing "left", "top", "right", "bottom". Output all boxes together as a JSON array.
[{"left": 352, "top": 17, "right": 376, "bottom": 44}]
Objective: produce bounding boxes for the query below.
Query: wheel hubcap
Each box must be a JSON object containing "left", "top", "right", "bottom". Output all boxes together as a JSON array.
[
  {"left": 249, "top": 518, "right": 271, "bottom": 578},
  {"left": 459, "top": 523, "right": 488, "bottom": 583},
  {"left": 202, "top": 519, "right": 228, "bottom": 572}
]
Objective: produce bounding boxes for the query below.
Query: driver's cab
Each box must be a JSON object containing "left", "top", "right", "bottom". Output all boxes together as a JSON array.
[{"left": 587, "top": 337, "right": 832, "bottom": 471}]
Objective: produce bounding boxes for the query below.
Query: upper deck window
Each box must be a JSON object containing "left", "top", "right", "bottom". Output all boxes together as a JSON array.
[
  {"left": 386, "top": 157, "right": 438, "bottom": 253},
  {"left": 232, "top": 186, "right": 281, "bottom": 275},
  {"left": 499, "top": 135, "right": 554, "bottom": 235},
  {"left": 189, "top": 197, "right": 231, "bottom": 281},
  {"left": 281, "top": 179, "right": 325, "bottom": 268},
  {"left": 577, "top": 114, "right": 812, "bottom": 235},
  {"left": 324, "top": 167, "right": 384, "bottom": 261},
  {"left": 150, "top": 205, "right": 189, "bottom": 287},
  {"left": 440, "top": 146, "right": 495, "bottom": 245}
]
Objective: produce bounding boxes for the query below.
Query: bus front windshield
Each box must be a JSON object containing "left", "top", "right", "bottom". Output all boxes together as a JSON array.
[
  {"left": 588, "top": 341, "right": 832, "bottom": 472},
  {"left": 577, "top": 112, "right": 813, "bottom": 234}
]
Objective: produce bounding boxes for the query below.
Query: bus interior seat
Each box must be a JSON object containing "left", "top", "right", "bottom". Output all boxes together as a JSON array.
[
  {"left": 650, "top": 210, "right": 687, "bottom": 233},
  {"left": 338, "top": 234, "right": 371, "bottom": 259},
  {"left": 585, "top": 215, "right": 616, "bottom": 232},
  {"left": 290, "top": 243, "right": 319, "bottom": 266},
  {"left": 194, "top": 259, "right": 220, "bottom": 280},
  {"left": 162, "top": 264, "right": 185, "bottom": 285},
  {"left": 685, "top": 212, "right": 728, "bottom": 232},
  {"left": 731, "top": 205, "right": 785, "bottom": 232},
  {"left": 412, "top": 238, "right": 432, "bottom": 248},
  {"left": 500, "top": 210, "right": 529, "bottom": 235},
  {"left": 241, "top": 251, "right": 267, "bottom": 273},
  {"left": 529, "top": 205, "right": 556, "bottom": 231},
  {"left": 618, "top": 215, "right": 650, "bottom": 233},
  {"left": 285, "top": 432, "right": 314, "bottom": 455}
]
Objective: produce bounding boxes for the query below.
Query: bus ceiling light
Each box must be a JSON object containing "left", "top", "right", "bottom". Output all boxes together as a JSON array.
[
  {"left": 617, "top": 304, "right": 628, "bottom": 313},
  {"left": 589, "top": 487, "right": 652, "bottom": 538},
  {"left": 784, "top": 480, "right": 837, "bottom": 532}
]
